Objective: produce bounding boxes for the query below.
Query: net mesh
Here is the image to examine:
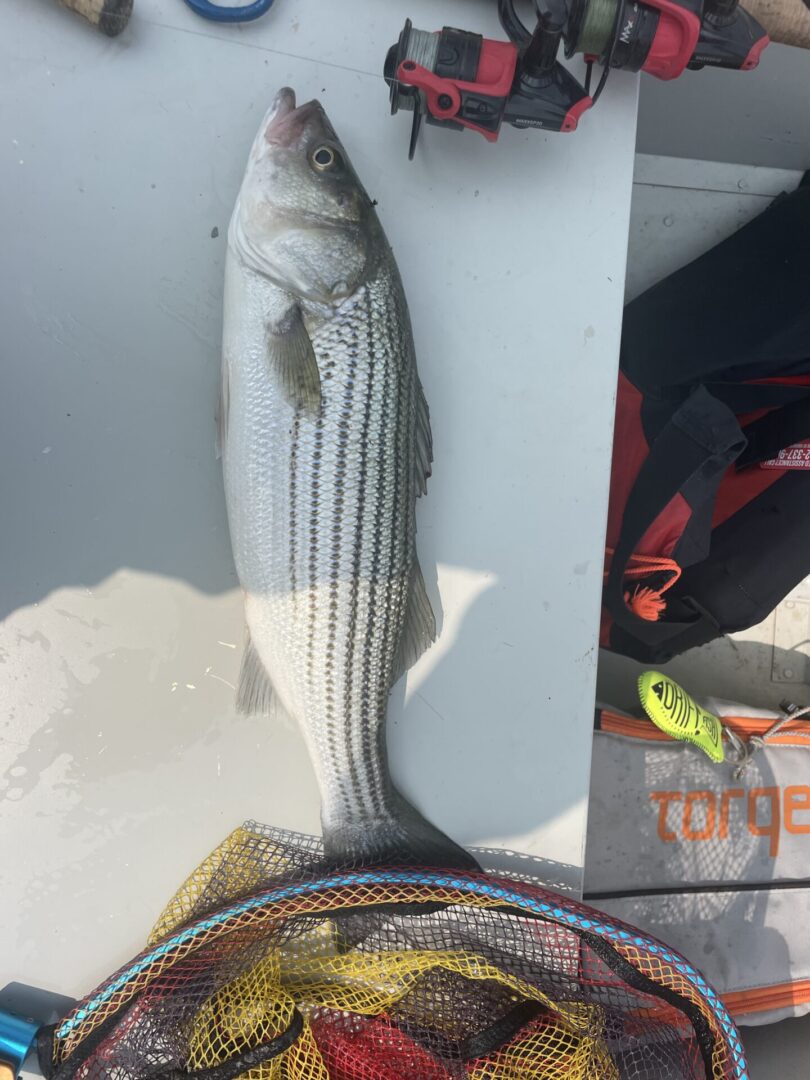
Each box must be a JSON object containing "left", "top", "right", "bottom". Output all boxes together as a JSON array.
[{"left": 43, "top": 823, "right": 748, "bottom": 1080}]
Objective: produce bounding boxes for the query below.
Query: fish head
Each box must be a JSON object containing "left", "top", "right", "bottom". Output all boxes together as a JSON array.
[{"left": 232, "top": 88, "right": 375, "bottom": 305}]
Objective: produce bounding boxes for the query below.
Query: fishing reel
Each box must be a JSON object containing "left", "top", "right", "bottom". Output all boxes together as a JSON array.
[{"left": 384, "top": 0, "right": 769, "bottom": 157}]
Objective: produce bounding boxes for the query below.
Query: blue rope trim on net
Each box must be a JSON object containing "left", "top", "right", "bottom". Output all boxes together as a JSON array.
[{"left": 56, "top": 869, "right": 748, "bottom": 1079}]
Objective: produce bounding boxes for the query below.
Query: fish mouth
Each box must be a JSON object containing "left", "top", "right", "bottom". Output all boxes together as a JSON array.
[{"left": 264, "top": 87, "right": 325, "bottom": 148}]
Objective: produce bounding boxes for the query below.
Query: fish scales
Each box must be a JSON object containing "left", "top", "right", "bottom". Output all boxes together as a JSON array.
[
  {"left": 222, "top": 87, "right": 475, "bottom": 869},
  {"left": 226, "top": 274, "right": 418, "bottom": 828}
]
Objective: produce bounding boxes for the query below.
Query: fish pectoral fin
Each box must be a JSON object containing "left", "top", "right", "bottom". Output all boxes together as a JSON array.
[
  {"left": 267, "top": 305, "right": 321, "bottom": 414},
  {"left": 391, "top": 559, "right": 436, "bottom": 687},
  {"left": 236, "top": 632, "right": 276, "bottom": 716}
]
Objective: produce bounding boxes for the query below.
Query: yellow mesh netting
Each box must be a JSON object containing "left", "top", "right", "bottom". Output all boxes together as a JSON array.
[
  {"left": 154, "top": 828, "right": 616, "bottom": 1076},
  {"left": 186, "top": 948, "right": 615, "bottom": 1080},
  {"left": 467, "top": 1009, "right": 617, "bottom": 1079},
  {"left": 48, "top": 823, "right": 746, "bottom": 1080},
  {"left": 151, "top": 827, "right": 273, "bottom": 943}
]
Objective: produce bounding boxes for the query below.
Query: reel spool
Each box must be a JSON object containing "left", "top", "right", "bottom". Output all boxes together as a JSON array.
[
  {"left": 561, "top": 0, "right": 769, "bottom": 76},
  {"left": 385, "top": 15, "right": 592, "bottom": 158},
  {"left": 385, "top": 0, "right": 768, "bottom": 156}
]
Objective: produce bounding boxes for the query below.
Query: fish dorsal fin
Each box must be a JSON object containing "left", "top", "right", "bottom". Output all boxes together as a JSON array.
[
  {"left": 267, "top": 305, "right": 321, "bottom": 414},
  {"left": 414, "top": 378, "right": 433, "bottom": 497},
  {"left": 391, "top": 559, "right": 436, "bottom": 687},
  {"left": 236, "top": 632, "right": 276, "bottom": 716}
]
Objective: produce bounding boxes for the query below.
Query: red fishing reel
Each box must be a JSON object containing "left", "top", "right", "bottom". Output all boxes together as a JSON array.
[{"left": 384, "top": 0, "right": 768, "bottom": 157}]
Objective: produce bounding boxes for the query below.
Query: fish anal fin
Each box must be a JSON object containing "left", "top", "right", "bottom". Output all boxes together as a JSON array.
[
  {"left": 267, "top": 306, "right": 320, "bottom": 414},
  {"left": 392, "top": 559, "right": 436, "bottom": 687},
  {"left": 236, "top": 632, "right": 276, "bottom": 716}
]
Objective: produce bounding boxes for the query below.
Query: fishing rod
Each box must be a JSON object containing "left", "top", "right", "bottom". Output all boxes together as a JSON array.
[{"left": 384, "top": 0, "right": 769, "bottom": 157}]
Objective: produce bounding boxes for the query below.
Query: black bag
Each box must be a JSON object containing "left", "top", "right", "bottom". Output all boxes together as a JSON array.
[{"left": 601, "top": 179, "right": 810, "bottom": 663}]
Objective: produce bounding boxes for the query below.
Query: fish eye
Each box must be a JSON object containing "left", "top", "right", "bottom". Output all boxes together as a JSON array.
[{"left": 311, "top": 145, "right": 341, "bottom": 172}]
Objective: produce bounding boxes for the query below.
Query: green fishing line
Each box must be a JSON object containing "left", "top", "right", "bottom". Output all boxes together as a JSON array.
[{"left": 577, "top": 0, "right": 621, "bottom": 55}]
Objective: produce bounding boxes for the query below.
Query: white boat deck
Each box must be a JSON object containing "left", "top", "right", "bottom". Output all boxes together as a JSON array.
[{"left": 0, "top": 0, "right": 639, "bottom": 1003}]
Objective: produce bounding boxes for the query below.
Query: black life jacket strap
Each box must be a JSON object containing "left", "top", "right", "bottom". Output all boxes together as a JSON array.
[
  {"left": 737, "top": 393, "right": 810, "bottom": 468},
  {"left": 604, "top": 386, "right": 746, "bottom": 647}
]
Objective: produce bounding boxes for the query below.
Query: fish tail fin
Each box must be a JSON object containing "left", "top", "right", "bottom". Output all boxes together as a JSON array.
[{"left": 322, "top": 790, "right": 480, "bottom": 872}]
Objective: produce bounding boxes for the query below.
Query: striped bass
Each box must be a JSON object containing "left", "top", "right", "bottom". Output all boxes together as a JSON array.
[{"left": 221, "top": 88, "right": 475, "bottom": 870}]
